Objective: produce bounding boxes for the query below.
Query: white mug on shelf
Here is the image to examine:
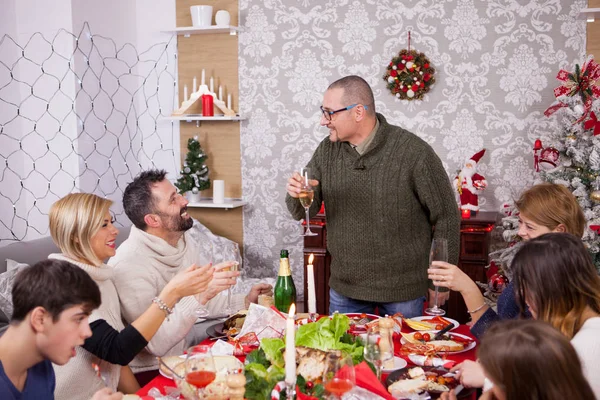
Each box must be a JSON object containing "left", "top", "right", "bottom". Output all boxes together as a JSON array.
[
  {"left": 190, "top": 5, "right": 213, "bottom": 27},
  {"left": 213, "top": 180, "right": 225, "bottom": 204},
  {"left": 215, "top": 10, "right": 231, "bottom": 26}
]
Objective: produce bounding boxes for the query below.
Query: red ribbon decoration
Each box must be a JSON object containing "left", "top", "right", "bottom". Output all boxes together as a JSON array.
[
  {"left": 584, "top": 112, "right": 600, "bottom": 136},
  {"left": 590, "top": 225, "right": 600, "bottom": 234},
  {"left": 544, "top": 58, "right": 600, "bottom": 123}
]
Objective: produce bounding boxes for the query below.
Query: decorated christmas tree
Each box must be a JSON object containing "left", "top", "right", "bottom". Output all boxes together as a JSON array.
[
  {"left": 539, "top": 57, "right": 600, "bottom": 271},
  {"left": 175, "top": 136, "right": 210, "bottom": 195}
]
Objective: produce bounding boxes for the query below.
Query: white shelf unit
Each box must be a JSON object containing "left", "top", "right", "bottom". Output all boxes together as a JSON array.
[
  {"left": 187, "top": 198, "right": 247, "bottom": 210},
  {"left": 579, "top": 8, "right": 600, "bottom": 21},
  {"left": 164, "top": 115, "right": 246, "bottom": 122},
  {"left": 163, "top": 25, "right": 240, "bottom": 36}
]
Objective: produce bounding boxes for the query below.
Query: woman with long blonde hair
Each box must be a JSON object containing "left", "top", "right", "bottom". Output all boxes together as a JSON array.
[{"left": 48, "top": 193, "right": 216, "bottom": 400}]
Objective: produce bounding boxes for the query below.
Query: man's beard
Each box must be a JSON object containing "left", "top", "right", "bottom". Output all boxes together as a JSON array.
[{"left": 158, "top": 207, "right": 194, "bottom": 232}]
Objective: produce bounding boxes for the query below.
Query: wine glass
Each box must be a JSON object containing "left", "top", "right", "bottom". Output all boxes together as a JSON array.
[
  {"left": 363, "top": 326, "right": 393, "bottom": 381},
  {"left": 195, "top": 241, "right": 213, "bottom": 318},
  {"left": 224, "top": 244, "right": 241, "bottom": 315},
  {"left": 425, "top": 238, "right": 448, "bottom": 316},
  {"left": 185, "top": 345, "right": 216, "bottom": 399},
  {"left": 323, "top": 351, "right": 355, "bottom": 399},
  {"left": 299, "top": 167, "right": 318, "bottom": 237}
]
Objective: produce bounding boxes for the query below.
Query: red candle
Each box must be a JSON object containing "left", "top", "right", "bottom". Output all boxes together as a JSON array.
[
  {"left": 201, "top": 94, "right": 214, "bottom": 116},
  {"left": 461, "top": 209, "right": 471, "bottom": 219}
]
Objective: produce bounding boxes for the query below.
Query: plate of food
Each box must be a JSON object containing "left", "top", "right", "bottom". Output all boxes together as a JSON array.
[
  {"left": 400, "top": 331, "right": 476, "bottom": 354},
  {"left": 343, "top": 313, "right": 380, "bottom": 332},
  {"left": 386, "top": 366, "right": 474, "bottom": 399},
  {"left": 159, "top": 355, "right": 243, "bottom": 380},
  {"left": 382, "top": 356, "right": 409, "bottom": 373},
  {"left": 403, "top": 316, "right": 459, "bottom": 332},
  {"left": 206, "top": 322, "right": 240, "bottom": 339}
]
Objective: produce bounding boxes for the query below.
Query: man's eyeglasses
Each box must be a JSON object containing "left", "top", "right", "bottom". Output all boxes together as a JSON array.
[{"left": 320, "top": 104, "right": 368, "bottom": 121}]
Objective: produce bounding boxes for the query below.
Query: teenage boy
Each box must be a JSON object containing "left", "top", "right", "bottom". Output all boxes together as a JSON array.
[{"left": 0, "top": 259, "right": 122, "bottom": 400}]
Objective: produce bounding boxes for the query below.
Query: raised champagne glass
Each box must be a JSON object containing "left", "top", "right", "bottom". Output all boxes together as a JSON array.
[
  {"left": 223, "top": 245, "right": 240, "bottom": 315},
  {"left": 299, "top": 167, "right": 317, "bottom": 237},
  {"left": 424, "top": 238, "right": 448, "bottom": 316},
  {"left": 195, "top": 241, "right": 213, "bottom": 318}
]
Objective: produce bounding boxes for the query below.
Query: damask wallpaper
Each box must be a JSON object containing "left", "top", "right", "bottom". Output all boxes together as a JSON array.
[{"left": 237, "top": 0, "right": 587, "bottom": 295}]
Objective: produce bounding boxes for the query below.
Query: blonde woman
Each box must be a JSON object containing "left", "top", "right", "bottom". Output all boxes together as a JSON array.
[
  {"left": 428, "top": 183, "right": 585, "bottom": 338},
  {"left": 48, "top": 193, "right": 215, "bottom": 400}
]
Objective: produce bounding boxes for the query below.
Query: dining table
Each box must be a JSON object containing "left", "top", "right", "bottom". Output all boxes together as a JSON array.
[{"left": 137, "top": 317, "right": 479, "bottom": 399}]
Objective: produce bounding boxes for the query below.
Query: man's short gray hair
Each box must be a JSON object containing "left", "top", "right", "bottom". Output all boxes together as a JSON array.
[{"left": 328, "top": 75, "right": 376, "bottom": 115}]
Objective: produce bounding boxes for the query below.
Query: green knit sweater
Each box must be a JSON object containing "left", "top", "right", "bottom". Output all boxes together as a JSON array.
[{"left": 286, "top": 113, "right": 460, "bottom": 303}]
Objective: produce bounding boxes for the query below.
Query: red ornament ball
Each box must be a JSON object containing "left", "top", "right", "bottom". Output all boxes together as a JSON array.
[
  {"left": 306, "top": 381, "right": 314, "bottom": 390},
  {"left": 488, "top": 273, "right": 509, "bottom": 293}
]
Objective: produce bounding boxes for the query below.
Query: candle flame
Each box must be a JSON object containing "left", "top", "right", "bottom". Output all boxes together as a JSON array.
[
  {"left": 289, "top": 303, "right": 296, "bottom": 317},
  {"left": 308, "top": 254, "right": 314, "bottom": 264}
]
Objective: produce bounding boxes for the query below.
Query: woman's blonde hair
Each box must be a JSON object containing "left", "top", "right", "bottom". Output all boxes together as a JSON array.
[
  {"left": 49, "top": 193, "right": 113, "bottom": 266},
  {"left": 516, "top": 183, "right": 585, "bottom": 237}
]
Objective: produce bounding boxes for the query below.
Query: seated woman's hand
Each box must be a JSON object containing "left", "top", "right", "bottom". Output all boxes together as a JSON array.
[
  {"left": 428, "top": 261, "right": 475, "bottom": 293},
  {"left": 91, "top": 388, "right": 123, "bottom": 400},
  {"left": 245, "top": 283, "right": 273, "bottom": 308},
  {"left": 164, "top": 263, "right": 214, "bottom": 302},
  {"left": 451, "top": 360, "right": 486, "bottom": 388},
  {"left": 198, "top": 261, "right": 241, "bottom": 304}
]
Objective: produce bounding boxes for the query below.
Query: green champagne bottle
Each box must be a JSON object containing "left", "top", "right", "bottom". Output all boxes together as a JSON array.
[{"left": 274, "top": 249, "right": 297, "bottom": 313}]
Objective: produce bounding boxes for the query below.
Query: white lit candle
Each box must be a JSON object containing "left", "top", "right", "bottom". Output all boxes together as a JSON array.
[
  {"left": 284, "top": 303, "right": 296, "bottom": 386},
  {"left": 218, "top": 85, "right": 223, "bottom": 101},
  {"left": 227, "top": 93, "right": 232, "bottom": 110},
  {"left": 307, "top": 254, "right": 316, "bottom": 315},
  {"left": 193, "top": 76, "right": 197, "bottom": 93},
  {"left": 210, "top": 76, "right": 214, "bottom": 93},
  {"left": 201, "top": 69, "right": 205, "bottom": 85},
  {"left": 183, "top": 85, "right": 188, "bottom": 101}
]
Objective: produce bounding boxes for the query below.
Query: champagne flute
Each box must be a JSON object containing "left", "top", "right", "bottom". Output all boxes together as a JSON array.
[
  {"left": 363, "top": 326, "right": 393, "bottom": 381},
  {"left": 195, "top": 241, "right": 213, "bottom": 318},
  {"left": 299, "top": 167, "right": 317, "bottom": 237},
  {"left": 224, "top": 244, "right": 241, "bottom": 315},
  {"left": 185, "top": 345, "right": 216, "bottom": 399},
  {"left": 323, "top": 351, "right": 355, "bottom": 399},
  {"left": 425, "top": 238, "right": 448, "bottom": 316}
]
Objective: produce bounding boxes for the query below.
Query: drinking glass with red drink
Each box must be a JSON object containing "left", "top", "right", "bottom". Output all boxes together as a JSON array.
[
  {"left": 322, "top": 351, "right": 355, "bottom": 399},
  {"left": 185, "top": 345, "right": 216, "bottom": 398}
]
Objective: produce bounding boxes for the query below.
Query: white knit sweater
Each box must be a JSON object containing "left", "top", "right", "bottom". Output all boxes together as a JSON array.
[
  {"left": 109, "top": 226, "right": 245, "bottom": 373},
  {"left": 571, "top": 317, "right": 600, "bottom": 399},
  {"left": 48, "top": 254, "right": 124, "bottom": 400}
]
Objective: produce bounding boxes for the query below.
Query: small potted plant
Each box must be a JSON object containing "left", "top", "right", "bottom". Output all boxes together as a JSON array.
[{"left": 175, "top": 136, "right": 210, "bottom": 202}]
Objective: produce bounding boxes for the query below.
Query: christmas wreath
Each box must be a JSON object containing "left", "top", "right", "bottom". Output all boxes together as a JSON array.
[{"left": 383, "top": 49, "right": 435, "bottom": 101}]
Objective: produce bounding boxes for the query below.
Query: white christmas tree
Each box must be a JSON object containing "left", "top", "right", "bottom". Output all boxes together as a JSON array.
[{"left": 539, "top": 57, "right": 600, "bottom": 270}]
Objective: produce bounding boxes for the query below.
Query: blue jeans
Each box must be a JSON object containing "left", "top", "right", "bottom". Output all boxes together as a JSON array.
[{"left": 329, "top": 288, "right": 425, "bottom": 318}]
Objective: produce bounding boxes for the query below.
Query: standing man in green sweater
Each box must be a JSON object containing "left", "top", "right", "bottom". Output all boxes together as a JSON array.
[{"left": 285, "top": 75, "right": 460, "bottom": 317}]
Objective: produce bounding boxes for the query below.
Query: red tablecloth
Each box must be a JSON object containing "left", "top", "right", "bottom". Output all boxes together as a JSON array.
[{"left": 137, "top": 322, "right": 478, "bottom": 398}]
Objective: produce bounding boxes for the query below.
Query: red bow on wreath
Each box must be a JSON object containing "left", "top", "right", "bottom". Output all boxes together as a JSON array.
[
  {"left": 544, "top": 58, "right": 600, "bottom": 123},
  {"left": 590, "top": 225, "right": 600, "bottom": 234},
  {"left": 584, "top": 112, "right": 600, "bottom": 136}
]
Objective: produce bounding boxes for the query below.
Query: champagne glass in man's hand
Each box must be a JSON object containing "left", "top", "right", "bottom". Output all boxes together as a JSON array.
[
  {"left": 425, "top": 238, "right": 448, "bottom": 316},
  {"left": 298, "top": 167, "right": 318, "bottom": 237}
]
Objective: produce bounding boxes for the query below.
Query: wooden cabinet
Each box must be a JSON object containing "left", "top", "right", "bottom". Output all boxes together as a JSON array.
[{"left": 303, "top": 210, "right": 498, "bottom": 323}]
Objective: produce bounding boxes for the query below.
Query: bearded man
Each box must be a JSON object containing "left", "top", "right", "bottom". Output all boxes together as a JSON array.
[
  {"left": 110, "top": 170, "right": 271, "bottom": 383},
  {"left": 454, "top": 149, "right": 487, "bottom": 212}
]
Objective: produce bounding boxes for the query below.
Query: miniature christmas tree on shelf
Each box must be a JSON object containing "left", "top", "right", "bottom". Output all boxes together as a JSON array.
[
  {"left": 539, "top": 57, "right": 600, "bottom": 271},
  {"left": 175, "top": 136, "right": 210, "bottom": 200}
]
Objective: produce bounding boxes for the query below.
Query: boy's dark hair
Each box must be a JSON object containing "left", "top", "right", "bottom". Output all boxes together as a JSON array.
[
  {"left": 123, "top": 169, "right": 168, "bottom": 230},
  {"left": 11, "top": 259, "right": 101, "bottom": 322}
]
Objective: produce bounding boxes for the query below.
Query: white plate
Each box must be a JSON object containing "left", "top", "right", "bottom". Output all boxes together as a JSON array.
[
  {"left": 382, "top": 356, "right": 408, "bottom": 373},
  {"left": 410, "top": 316, "right": 459, "bottom": 331},
  {"left": 158, "top": 355, "right": 186, "bottom": 379},
  {"left": 401, "top": 332, "right": 477, "bottom": 355}
]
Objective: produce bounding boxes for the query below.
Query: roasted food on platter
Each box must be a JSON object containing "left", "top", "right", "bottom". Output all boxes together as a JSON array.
[
  {"left": 401, "top": 331, "right": 473, "bottom": 353},
  {"left": 387, "top": 366, "right": 460, "bottom": 397},
  {"left": 223, "top": 311, "right": 247, "bottom": 332},
  {"left": 290, "top": 346, "right": 329, "bottom": 381}
]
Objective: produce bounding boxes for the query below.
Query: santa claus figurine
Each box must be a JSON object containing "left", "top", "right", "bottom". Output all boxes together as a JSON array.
[{"left": 455, "top": 149, "right": 488, "bottom": 212}]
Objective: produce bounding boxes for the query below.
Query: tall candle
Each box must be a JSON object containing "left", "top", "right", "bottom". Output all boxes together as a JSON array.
[
  {"left": 218, "top": 85, "right": 223, "bottom": 101},
  {"left": 307, "top": 254, "right": 316, "bottom": 315},
  {"left": 193, "top": 76, "right": 197, "bottom": 93},
  {"left": 201, "top": 69, "right": 205, "bottom": 85},
  {"left": 210, "top": 77, "right": 214, "bottom": 93},
  {"left": 227, "top": 93, "right": 232, "bottom": 110},
  {"left": 183, "top": 85, "right": 188, "bottom": 101},
  {"left": 284, "top": 303, "right": 296, "bottom": 386}
]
